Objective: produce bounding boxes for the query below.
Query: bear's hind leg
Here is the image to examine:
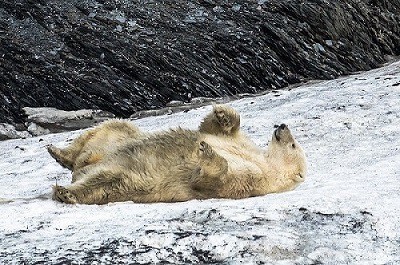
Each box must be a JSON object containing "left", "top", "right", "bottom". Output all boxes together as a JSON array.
[
  {"left": 47, "top": 145, "right": 75, "bottom": 170},
  {"left": 52, "top": 179, "right": 117, "bottom": 205},
  {"left": 199, "top": 105, "right": 241, "bottom": 136},
  {"left": 47, "top": 130, "right": 95, "bottom": 170},
  {"left": 52, "top": 168, "right": 146, "bottom": 204},
  {"left": 73, "top": 150, "right": 104, "bottom": 173}
]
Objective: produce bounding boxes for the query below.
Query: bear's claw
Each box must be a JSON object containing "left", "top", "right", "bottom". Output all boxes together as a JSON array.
[
  {"left": 53, "top": 185, "right": 78, "bottom": 204},
  {"left": 213, "top": 105, "right": 240, "bottom": 134},
  {"left": 199, "top": 141, "right": 214, "bottom": 158},
  {"left": 214, "top": 109, "right": 231, "bottom": 128},
  {"left": 215, "top": 110, "right": 229, "bottom": 126}
]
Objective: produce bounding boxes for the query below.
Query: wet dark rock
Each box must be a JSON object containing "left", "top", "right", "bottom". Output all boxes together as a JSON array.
[{"left": 0, "top": 0, "right": 399, "bottom": 126}]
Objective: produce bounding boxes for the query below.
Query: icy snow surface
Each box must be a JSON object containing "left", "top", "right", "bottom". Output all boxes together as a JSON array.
[{"left": 1, "top": 61, "right": 399, "bottom": 264}]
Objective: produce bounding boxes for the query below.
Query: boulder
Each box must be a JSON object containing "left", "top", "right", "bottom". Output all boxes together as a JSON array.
[{"left": 23, "top": 107, "right": 115, "bottom": 134}]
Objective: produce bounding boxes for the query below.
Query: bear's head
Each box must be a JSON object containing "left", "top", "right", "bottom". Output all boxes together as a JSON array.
[{"left": 266, "top": 124, "right": 307, "bottom": 191}]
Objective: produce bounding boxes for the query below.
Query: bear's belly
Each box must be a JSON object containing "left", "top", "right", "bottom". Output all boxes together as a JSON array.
[{"left": 202, "top": 134, "right": 264, "bottom": 164}]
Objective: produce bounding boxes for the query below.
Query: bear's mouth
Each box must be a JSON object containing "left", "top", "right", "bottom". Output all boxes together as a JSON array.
[{"left": 274, "top": 129, "right": 281, "bottom": 141}]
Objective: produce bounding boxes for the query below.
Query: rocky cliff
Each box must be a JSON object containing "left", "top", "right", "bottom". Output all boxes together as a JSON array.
[{"left": 1, "top": 0, "right": 399, "bottom": 127}]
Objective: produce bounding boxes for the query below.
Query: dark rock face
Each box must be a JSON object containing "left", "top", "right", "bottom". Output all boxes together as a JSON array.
[{"left": 0, "top": 0, "right": 399, "bottom": 126}]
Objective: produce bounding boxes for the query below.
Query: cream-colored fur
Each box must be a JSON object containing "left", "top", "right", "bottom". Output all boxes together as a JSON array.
[
  {"left": 49, "top": 105, "right": 307, "bottom": 204},
  {"left": 48, "top": 119, "right": 142, "bottom": 181}
]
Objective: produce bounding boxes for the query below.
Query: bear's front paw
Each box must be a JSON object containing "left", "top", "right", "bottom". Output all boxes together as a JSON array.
[
  {"left": 199, "top": 141, "right": 215, "bottom": 159},
  {"left": 214, "top": 108, "right": 230, "bottom": 127},
  {"left": 52, "top": 185, "right": 78, "bottom": 204},
  {"left": 213, "top": 105, "right": 240, "bottom": 133}
]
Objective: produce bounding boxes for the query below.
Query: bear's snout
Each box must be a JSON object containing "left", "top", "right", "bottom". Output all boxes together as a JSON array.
[
  {"left": 274, "top": 128, "right": 281, "bottom": 141},
  {"left": 273, "top": 124, "right": 293, "bottom": 143},
  {"left": 279, "top": 124, "right": 287, "bottom": 130},
  {"left": 274, "top": 124, "right": 287, "bottom": 130}
]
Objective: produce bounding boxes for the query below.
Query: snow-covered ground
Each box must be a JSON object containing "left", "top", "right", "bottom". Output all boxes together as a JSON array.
[{"left": 1, "top": 61, "right": 399, "bottom": 264}]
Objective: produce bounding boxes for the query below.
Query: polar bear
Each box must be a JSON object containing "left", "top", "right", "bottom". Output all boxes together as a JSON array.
[{"left": 49, "top": 105, "right": 307, "bottom": 204}]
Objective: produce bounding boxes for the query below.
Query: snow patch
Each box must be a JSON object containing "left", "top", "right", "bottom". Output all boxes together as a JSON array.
[{"left": 0, "top": 61, "right": 399, "bottom": 263}]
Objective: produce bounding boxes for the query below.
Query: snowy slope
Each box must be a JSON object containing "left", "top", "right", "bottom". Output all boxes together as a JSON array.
[{"left": 0, "top": 61, "right": 399, "bottom": 264}]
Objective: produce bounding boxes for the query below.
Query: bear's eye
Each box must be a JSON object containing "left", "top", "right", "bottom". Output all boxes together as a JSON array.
[{"left": 291, "top": 143, "right": 296, "bottom": 149}]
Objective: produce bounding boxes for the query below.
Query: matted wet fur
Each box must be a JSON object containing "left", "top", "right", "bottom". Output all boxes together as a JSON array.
[{"left": 48, "top": 105, "right": 307, "bottom": 204}]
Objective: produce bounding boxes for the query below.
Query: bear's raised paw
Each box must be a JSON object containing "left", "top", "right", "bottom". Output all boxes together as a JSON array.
[
  {"left": 213, "top": 105, "right": 240, "bottom": 134},
  {"left": 199, "top": 141, "right": 215, "bottom": 159}
]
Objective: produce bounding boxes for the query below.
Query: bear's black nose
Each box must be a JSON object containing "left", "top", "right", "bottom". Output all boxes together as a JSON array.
[{"left": 279, "top": 124, "right": 287, "bottom": 129}]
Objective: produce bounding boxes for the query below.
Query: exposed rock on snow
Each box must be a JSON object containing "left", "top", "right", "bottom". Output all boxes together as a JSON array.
[
  {"left": 0, "top": 0, "right": 399, "bottom": 125},
  {"left": 23, "top": 107, "right": 115, "bottom": 135},
  {"left": 0, "top": 123, "right": 31, "bottom": 140},
  {"left": 0, "top": 61, "right": 399, "bottom": 264},
  {"left": 130, "top": 96, "right": 223, "bottom": 119},
  {"left": 0, "top": 107, "right": 116, "bottom": 140}
]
